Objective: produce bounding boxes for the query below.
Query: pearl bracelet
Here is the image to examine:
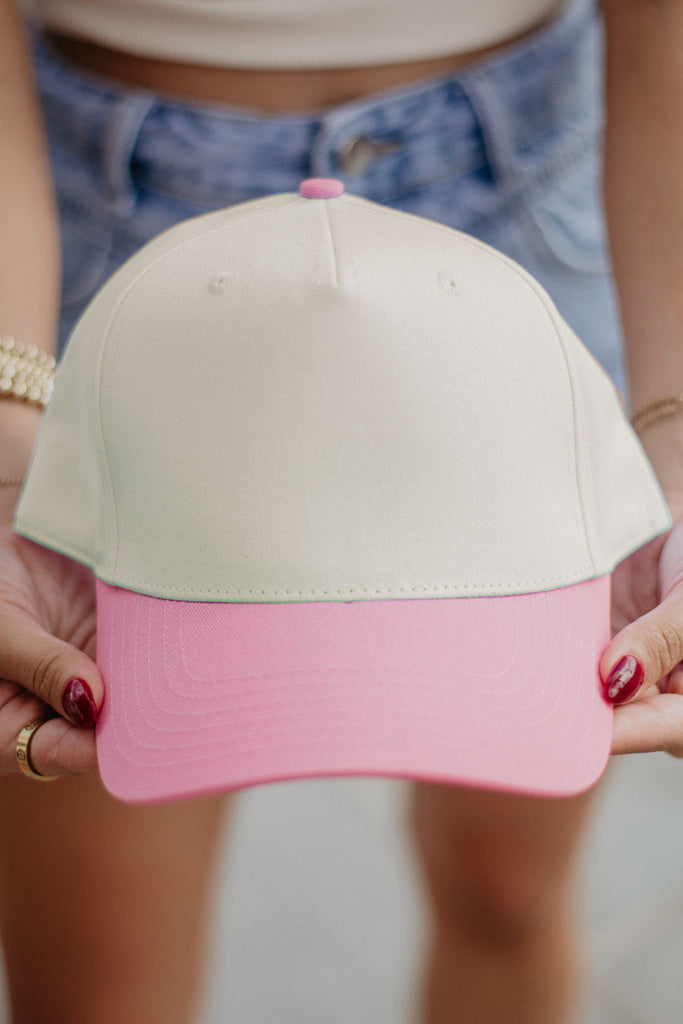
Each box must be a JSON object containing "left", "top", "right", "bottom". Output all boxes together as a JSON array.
[
  {"left": 0, "top": 335, "right": 56, "bottom": 408},
  {"left": 630, "top": 392, "right": 683, "bottom": 437}
]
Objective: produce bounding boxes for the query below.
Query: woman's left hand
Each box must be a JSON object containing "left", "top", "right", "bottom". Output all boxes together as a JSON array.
[{"left": 601, "top": 495, "right": 683, "bottom": 756}]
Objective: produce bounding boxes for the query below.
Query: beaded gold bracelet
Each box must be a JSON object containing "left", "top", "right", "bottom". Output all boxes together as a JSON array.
[
  {"left": 0, "top": 334, "right": 56, "bottom": 408},
  {"left": 630, "top": 392, "right": 683, "bottom": 437}
]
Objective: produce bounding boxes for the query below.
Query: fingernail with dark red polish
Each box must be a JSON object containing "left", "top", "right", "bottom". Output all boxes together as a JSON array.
[
  {"left": 62, "top": 677, "right": 98, "bottom": 728},
  {"left": 603, "top": 655, "right": 645, "bottom": 705}
]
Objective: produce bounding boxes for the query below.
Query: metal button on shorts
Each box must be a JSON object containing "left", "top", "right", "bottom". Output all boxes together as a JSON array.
[{"left": 336, "top": 135, "right": 402, "bottom": 175}]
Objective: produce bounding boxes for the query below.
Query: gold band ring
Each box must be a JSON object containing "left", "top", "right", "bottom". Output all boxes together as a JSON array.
[{"left": 15, "top": 718, "right": 60, "bottom": 782}]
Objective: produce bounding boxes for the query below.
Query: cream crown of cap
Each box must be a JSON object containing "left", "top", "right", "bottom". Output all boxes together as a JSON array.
[{"left": 15, "top": 184, "right": 673, "bottom": 601}]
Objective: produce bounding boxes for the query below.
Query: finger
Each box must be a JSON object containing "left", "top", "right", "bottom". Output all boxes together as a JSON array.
[
  {"left": 662, "top": 661, "right": 683, "bottom": 696},
  {"left": 657, "top": 517, "right": 683, "bottom": 601},
  {"left": 598, "top": 586, "right": 683, "bottom": 706},
  {"left": 26, "top": 715, "right": 99, "bottom": 776},
  {"left": 611, "top": 692, "right": 683, "bottom": 757},
  {"left": 0, "top": 603, "right": 103, "bottom": 728},
  {"left": 0, "top": 683, "right": 98, "bottom": 775}
]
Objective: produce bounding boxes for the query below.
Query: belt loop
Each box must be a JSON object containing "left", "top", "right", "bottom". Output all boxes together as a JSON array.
[
  {"left": 103, "top": 94, "right": 157, "bottom": 215},
  {"left": 457, "top": 71, "right": 521, "bottom": 192}
]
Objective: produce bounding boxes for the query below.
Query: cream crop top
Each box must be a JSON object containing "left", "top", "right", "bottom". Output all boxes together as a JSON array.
[{"left": 24, "top": 0, "right": 565, "bottom": 69}]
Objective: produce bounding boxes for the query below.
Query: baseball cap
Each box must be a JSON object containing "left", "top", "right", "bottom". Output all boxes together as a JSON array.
[{"left": 14, "top": 177, "right": 672, "bottom": 804}]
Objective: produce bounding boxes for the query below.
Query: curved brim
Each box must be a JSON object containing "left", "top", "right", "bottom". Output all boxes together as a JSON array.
[{"left": 94, "top": 575, "right": 613, "bottom": 804}]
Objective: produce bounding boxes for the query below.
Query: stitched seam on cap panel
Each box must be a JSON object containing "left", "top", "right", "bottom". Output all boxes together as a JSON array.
[
  {"left": 95, "top": 195, "right": 302, "bottom": 577},
  {"left": 322, "top": 199, "right": 340, "bottom": 288},
  {"left": 95, "top": 303, "right": 120, "bottom": 579},
  {"left": 554, "top": 321, "right": 606, "bottom": 570},
  {"left": 524, "top": 292, "right": 598, "bottom": 577},
  {"left": 94, "top": 565, "right": 598, "bottom": 601},
  {"left": 17, "top": 511, "right": 656, "bottom": 596}
]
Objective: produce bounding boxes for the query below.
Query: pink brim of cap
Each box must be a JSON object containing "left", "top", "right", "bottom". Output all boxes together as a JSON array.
[{"left": 94, "top": 574, "right": 613, "bottom": 804}]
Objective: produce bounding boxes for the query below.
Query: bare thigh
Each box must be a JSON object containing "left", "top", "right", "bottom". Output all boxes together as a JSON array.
[
  {"left": 0, "top": 772, "right": 238, "bottom": 1024},
  {"left": 408, "top": 778, "right": 600, "bottom": 942}
]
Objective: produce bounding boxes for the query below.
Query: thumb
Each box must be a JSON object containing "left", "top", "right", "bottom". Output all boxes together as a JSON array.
[
  {"left": 599, "top": 590, "right": 683, "bottom": 706},
  {"left": 1, "top": 607, "right": 103, "bottom": 728},
  {"left": 600, "top": 516, "right": 683, "bottom": 706}
]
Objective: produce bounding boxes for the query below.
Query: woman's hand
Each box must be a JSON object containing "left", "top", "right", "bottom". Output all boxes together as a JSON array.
[
  {"left": 601, "top": 483, "right": 683, "bottom": 756},
  {"left": 0, "top": 518, "right": 104, "bottom": 777}
]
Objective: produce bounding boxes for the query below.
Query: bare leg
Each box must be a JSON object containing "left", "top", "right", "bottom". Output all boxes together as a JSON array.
[
  {"left": 408, "top": 779, "right": 599, "bottom": 1024},
  {"left": 0, "top": 772, "right": 238, "bottom": 1024}
]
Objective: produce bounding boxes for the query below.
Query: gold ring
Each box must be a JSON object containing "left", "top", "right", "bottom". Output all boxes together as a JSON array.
[{"left": 15, "top": 718, "right": 60, "bottom": 782}]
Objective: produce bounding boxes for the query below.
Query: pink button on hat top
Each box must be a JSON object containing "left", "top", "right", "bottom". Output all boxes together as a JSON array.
[{"left": 298, "top": 178, "right": 346, "bottom": 198}]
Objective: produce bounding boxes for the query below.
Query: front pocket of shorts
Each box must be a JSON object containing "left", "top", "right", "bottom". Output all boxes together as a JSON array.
[{"left": 522, "top": 138, "right": 610, "bottom": 276}]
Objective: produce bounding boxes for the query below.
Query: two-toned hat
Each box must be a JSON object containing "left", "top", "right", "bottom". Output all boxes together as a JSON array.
[{"left": 14, "top": 177, "right": 672, "bottom": 803}]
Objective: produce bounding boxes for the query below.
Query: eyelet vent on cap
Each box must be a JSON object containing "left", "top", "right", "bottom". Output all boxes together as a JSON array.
[
  {"left": 208, "top": 271, "right": 234, "bottom": 294},
  {"left": 438, "top": 271, "right": 462, "bottom": 296}
]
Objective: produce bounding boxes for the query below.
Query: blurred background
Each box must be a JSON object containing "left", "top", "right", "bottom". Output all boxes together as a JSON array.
[{"left": 2, "top": 751, "right": 679, "bottom": 1024}]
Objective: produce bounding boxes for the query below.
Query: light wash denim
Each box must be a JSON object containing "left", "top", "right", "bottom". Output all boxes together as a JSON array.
[{"left": 26, "top": 0, "right": 625, "bottom": 395}]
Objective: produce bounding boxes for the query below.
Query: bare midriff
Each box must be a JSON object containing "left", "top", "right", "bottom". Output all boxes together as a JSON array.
[{"left": 44, "top": 7, "right": 560, "bottom": 114}]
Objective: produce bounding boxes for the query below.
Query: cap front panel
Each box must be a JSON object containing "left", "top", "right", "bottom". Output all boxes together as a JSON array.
[{"left": 98, "top": 198, "right": 590, "bottom": 601}]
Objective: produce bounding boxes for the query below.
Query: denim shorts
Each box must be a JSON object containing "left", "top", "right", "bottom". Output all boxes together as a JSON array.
[{"left": 27, "top": 0, "right": 626, "bottom": 396}]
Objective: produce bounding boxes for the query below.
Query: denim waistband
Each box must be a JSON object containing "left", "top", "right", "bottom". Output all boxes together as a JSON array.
[{"left": 29, "top": 0, "right": 600, "bottom": 212}]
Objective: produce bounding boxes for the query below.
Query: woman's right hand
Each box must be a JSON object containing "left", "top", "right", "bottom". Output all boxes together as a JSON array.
[
  {"left": 0, "top": 512, "right": 103, "bottom": 777},
  {"left": 1, "top": 0, "right": 102, "bottom": 778}
]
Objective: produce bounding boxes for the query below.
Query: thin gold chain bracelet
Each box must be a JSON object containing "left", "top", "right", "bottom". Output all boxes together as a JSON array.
[{"left": 630, "top": 392, "right": 683, "bottom": 437}]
